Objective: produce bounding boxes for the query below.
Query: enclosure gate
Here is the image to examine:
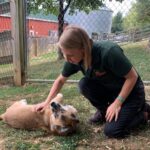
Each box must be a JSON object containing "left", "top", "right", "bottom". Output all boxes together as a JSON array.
[{"left": 0, "top": 0, "right": 26, "bottom": 85}]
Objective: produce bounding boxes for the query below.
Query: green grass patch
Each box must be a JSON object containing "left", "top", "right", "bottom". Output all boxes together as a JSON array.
[
  {"left": 27, "top": 40, "right": 150, "bottom": 81},
  {"left": 122, "top": 41, "right": 150, "bottom": 80},
  {"left": 0, "top": 83, "right": 150, "bottom": 149},
  {"left": 0, "top": 40, "right": 149, "bottom": 81},
  {"left": 0, "top": 84, "right": 49, "bottom": 100}
]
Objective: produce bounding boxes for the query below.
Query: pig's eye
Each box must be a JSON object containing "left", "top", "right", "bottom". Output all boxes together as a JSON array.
[
  {"left": 60, "top": 108, "right": 65, "bottom": 113},
  {"left": 71, "top": 113, "right": 76, "bottom": 118},
  {"left": 61, "top": 115, "right": 66, "bottom": 121}
]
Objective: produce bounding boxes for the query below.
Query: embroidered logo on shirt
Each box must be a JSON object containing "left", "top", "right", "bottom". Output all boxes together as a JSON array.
[{"left": 95, "top": 71, "right": 106, "bottom": 77}]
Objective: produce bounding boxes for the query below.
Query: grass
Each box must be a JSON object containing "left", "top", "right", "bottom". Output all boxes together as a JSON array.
[
  {"left": 0, "top": 83, "right": 96, "bottom": 150},
  {"left": 0, "top": 41, "right": 150, "bottom": 149},
  {"left": 1, "top": 40, "right": 150, "bottom": 81},
  {"left": 0, "top": 83, "right": 150, "bottom": 149},
  {"left": 27, "top": 40, "right": 150, "bottom": 81},
  {"left": 122, "top": 41, "right": 150, "bottom": 80}
]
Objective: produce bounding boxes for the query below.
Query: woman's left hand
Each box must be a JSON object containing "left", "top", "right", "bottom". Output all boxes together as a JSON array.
[{"left": 105, "top": 100, "right": 122, "bottom": 122}]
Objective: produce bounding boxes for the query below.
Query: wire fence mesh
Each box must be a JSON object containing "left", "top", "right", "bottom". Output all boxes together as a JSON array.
[
  {"left": 26, "top": 0, "right": 150, "bottom": 83},
  {"left": 0, "top": 0, "right": 150, "bottom": 85},
  {"left": 0, "top": 0, "right": 14, "bottom": 84}
]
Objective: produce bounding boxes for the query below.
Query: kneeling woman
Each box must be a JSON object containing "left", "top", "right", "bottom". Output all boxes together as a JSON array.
[{"left": 35, "top": 25, "right": 150, "bottom": 138}]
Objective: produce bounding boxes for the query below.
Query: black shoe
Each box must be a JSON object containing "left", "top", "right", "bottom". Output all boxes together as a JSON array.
[
  {"left": 144, "top": 103, "right": 150, "bottom": 120},
  {"left": 88, "top": 110, "right": 105, "bottom": 124}
]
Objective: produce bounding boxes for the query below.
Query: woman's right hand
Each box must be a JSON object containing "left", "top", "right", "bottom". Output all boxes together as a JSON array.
[{"left": 34, "top": 101, "right": 49, "bottom": 112}]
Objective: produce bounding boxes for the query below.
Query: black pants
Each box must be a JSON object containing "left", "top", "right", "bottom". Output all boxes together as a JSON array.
[{"left": 79, "top": 77, "right": 146, "bottom": 138}]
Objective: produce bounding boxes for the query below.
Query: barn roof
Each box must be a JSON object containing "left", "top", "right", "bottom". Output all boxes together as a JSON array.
[
  {"left": 29, "top": 12, "right": 58, "bottom": 22},
  {"left": 0, "top": 12, "right": 58, "bottom": 22}
]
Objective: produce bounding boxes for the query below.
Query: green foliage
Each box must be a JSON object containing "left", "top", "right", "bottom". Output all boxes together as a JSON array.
[
  {"left": 28, "top": 0, "right": 124, "bottom": 15},
  {"left": 27, "top": 0, "right": 59, "bottom": 15},
  {"left": 111, "top": 12, "right": 123, "bottom": 33},
  {"left": 67, "top": 0, "right": 103, "bottom": 14},
  {"left": 123, "top": 4, "right": 138, "bottom": 30},
  {"left": 135, "top": 0, "right": 150, "bottom": 27},
  {"left": 123, "top": 0, "right": 150, "bottom": 30}
]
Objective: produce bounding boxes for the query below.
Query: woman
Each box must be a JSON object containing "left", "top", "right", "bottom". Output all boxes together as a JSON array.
[{"left": 35, "top": 25, "right": 150, "bottom": 138}]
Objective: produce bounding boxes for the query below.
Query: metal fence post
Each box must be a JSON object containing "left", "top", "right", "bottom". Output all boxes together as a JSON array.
[{"left": 10, "top": 0, "right": 27, "bottom": 85}]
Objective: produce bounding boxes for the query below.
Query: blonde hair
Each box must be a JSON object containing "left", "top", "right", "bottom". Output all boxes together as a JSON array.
[{"left": 58, "top": 25, "right": 92, "bottom": 70}]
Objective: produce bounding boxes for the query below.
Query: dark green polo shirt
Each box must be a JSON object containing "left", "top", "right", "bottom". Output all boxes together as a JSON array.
[{"left": 62, "top": 41, "right": 133, "bottom": 90}]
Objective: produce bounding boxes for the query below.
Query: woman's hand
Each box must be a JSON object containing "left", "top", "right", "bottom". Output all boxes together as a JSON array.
[
  {"left": 105, "top": 100, "right": 122, "bottom": 122},
  {"left": 34, "top": 101, "right": 49, "bottom": 112}
]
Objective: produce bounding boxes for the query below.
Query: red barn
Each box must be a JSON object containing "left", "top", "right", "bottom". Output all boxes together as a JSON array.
[
  {"left": 0, "top": 15, "right": 11, "bottom": 32},
  {"left": 0, "top": 13, "right": 68, "bottom": 60},
  {"left": 0, "top": 13, "right": 67, "bottom": 37}
]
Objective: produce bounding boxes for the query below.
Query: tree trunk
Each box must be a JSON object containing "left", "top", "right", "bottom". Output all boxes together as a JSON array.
[{"left": 57, "top": 0, "right": 64, "bottom": 60}]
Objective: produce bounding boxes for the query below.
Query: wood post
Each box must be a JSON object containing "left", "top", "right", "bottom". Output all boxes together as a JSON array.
[{"left": 10, "top": 0, "right": 27, "bottom": 85}]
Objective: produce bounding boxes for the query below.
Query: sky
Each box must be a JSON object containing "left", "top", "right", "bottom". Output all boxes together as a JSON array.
[{"left": 105, "top": 0, "right": 136, "bottom": 16}]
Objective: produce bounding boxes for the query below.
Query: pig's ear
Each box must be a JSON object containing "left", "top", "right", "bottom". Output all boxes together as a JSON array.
[
  {"left": 51, "top": 93, "right": 63, "bottom": 104},
  {"left": 0, "top": 114, "right": 5, "bottom": 120}
]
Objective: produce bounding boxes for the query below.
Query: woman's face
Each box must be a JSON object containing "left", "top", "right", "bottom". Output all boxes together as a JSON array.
[{"left": 61, "top": 48, "right": 84, "bottom": 64}]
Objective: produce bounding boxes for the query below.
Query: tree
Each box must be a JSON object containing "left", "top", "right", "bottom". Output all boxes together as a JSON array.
[
  {"left": 123, "top": 0, "right": 150, "bottom": 30},
  {"left": 123, "top": 4, "right": 138, "bottom": 30},
  {"left": 135, "top": 0, "right": 150, "bottom": 27},
  {"left": 28, "top": 0, "right": 124, "bottom": 59},
  {"left": 111, "top": 12, "right": 123, "bottom": 33}
]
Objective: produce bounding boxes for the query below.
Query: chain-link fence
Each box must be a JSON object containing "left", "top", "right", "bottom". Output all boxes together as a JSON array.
[
  {"left": 0, "top": 0, "right": 150, "bottom": 85},
  {"left": 26, "top": 0, "right": 150, "bottom": 83},
  {"left": 0, "top": 0, "right": 14, "bottom": 84}
]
